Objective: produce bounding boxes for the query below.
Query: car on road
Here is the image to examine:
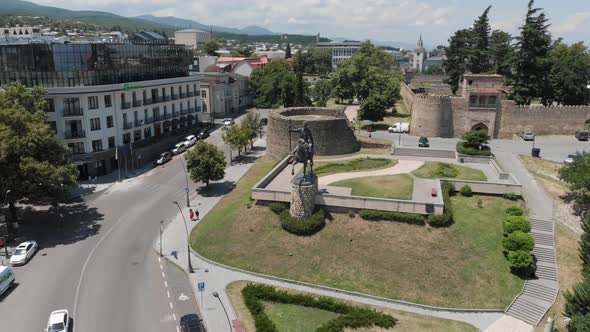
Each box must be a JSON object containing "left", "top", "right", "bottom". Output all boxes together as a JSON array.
[
  {"left": 196, "top": 129, "right": 209, "bottom": 140},
  {"left": 10, "top": 240, "right": 38, "bottom": 265},
  {"left": 155, "top": 152, "right": 172, "bottom": 166},
  {"left": 184, "top": 135, "right": 197, "bottom": 147},
  {"left": 418, "top": 136, "right": 430, "bottom": 147},
  {"left": 180, "top": 314, "right": 205, "bottom": 332},
  {"left": 575, "top": 130, "right": 589, "bottom": 141},
  {"left": 519, "top": 131, "right": 536, "bottom": 141},
  {"left": 564, "top": 154, "right": 576, "bottom": 164},
  {"left": 172, "top": 142, "right": 187, "bottom": 155},
  {"left": 388, "top": 122, "right": 410, "bottom": 133},
  {"left": 223, "top": 118, "right": 234, "bottom": 126},
  {"left": 0, "top": 266, "right": 15, "bottom": 297},
  {"left": 45, "top": 309, "right": 69, "bottom": 332}
]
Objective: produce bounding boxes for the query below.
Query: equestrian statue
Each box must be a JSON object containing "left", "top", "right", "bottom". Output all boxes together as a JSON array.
[{"left": 290, "top": 122, "right": 314, "bottom": 179}]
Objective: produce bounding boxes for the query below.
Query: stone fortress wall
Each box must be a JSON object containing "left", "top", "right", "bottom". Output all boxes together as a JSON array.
[
  {"left": 403, "top": 75, "right": 590, "bottom": 139},
  {"left": 267, "top": 107, "right": 360, "bottom": 158}
]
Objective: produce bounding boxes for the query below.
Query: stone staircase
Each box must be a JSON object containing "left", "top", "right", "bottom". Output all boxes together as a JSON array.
[{"left": 506, "top": 218, "right": 559, "bottom": 326}]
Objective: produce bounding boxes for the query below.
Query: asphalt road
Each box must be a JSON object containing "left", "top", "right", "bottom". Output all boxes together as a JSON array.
[{"left": 0, "top": 114, "right": 244, "bottom": 331}]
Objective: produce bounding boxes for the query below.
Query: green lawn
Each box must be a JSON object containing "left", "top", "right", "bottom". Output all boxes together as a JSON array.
[
  {"left": 314, "top": 158, "right": 397, "bottom": 176},
  {"left": 315, "top": 147, "right": 392, "bottom": 159},
  {"left": 330, "top": 174, "right": 413, "bottom": 200},
  {"left": 265, "top": 302, "right": 340, "bottom": 332},
  {"left": 193, "top": 157, "right": 524, "bottom": 309},
  {"left": 412, "top": 162, "right": 487, "bottom": 181}
]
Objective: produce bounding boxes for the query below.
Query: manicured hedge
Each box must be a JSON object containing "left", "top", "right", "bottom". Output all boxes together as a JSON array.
[
  {"left": 460, "top": 185, "right": 473, "bottom": 197},
  {"left": 503, "top": 216, "right": 531, "bottom": 234},
  {"left": 427, "top": 213, "right": 453, "bottom": 227},
  {"left": 359, "top": 210, "right": 425, "bottom": 225},
  {"left": 241, "top": 283, "right": 397, "bottom": 332},
  {"left": 507, "top": 250, "right": 534, "bottom": 273},
  {"left": 280, "top": 209, "right": 326, "bottom": 236},
  {"left": 505, "top": 206, "right": 524, "bottom": 216},
  {"left": 456, "top": 142, "right": 492, "bottom": 156},
  {"left": 502, "top": 193, "right": 520, "bottom": 201},
  {"left": 502, "top": 230, "right": 535, "bottom": 252},
  {"left": 269, "top": 202, "right": 288, "bottom": 215},
  {"left": 426, "top": 182, "right": 455, "bottom": 227}
]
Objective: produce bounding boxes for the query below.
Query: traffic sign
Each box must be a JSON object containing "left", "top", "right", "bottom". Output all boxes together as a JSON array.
[
  {"left": 198, "top": 282, "right": 205, "bottom": 291},
  {"left": 185, "top": 187, "right": 189, "bottom": 193}
]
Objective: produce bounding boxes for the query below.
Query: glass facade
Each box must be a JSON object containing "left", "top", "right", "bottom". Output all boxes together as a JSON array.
[{"left": 0, "top": 43, "right": 192, "bottom": 88}]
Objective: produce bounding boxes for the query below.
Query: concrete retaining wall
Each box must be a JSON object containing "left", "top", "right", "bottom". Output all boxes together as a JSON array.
[
  {"left": 394, "top": 147, "right": 456, "bottom": 159},
  {"left": 443, "top": 179, "right": 522, "bottom": 195},
  {"left": 456, "top": 154, "right": 493, "bottom": 164}
]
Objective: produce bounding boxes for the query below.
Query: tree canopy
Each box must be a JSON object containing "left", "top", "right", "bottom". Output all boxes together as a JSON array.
[
  {"left": 201, "top": 40, "right": 220, "bottom": 56},
  {"left": 549, "top": 42, "right": 590, "bottom": 106},
  {"left": 311, "top": 80, "right": 333, "bottom": 107},
  {"left": 444, "top": 29, "right": 471, "bottom": 95},
  {"left": 250, "top": 59, "right": 297, "bottom": 108},
  {"left": 469, "top": 6, "right": 493, "bottom": 74},
  {"left": 294, "top": 48, "right": 332, "bottom": 76},
  {"left": 185, "top": 141, "right": 226, "bottom": 187}
]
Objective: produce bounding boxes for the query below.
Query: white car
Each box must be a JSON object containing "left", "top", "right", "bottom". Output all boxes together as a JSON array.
[
  {"left": 10, "top": 240, "right": 38, "bottom": 266},
  {"left": 45, "top": 309, "right": 69, "bottom": 332},
  {"left": 223, "top": 118, "right": 234, "bottom": 126},
  {"left": 564, "top": 154, "right": 576, "bottom": 164},
  {"left": 172, "top": 142, "right": 187, "bottom": 155},
  {"left": 388, "top": 122, "right": 410, "bottom": 133},
  {"left": 184, "top": 135, "right": 197, "bottom": 147},
  {"left": 519, "top": 131, "right": 536, "bottom": 140}
]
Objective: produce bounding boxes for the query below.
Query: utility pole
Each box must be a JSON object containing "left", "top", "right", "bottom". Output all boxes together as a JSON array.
[
  {"left": 178, "top": 157, "right": 191, "bottom": 207},
  {"left": 213, "top": 291, "right": 232, "bottom": 331},
  {"left": 159, "top": 220, "right": 164, "bottom": 257},
  {"left": 172, "top": 201, "right": 194, "bottom": 273}
]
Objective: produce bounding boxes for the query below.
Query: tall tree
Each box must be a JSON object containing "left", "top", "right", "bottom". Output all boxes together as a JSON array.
[
  {"left": 311, "top": 80, "right": 333, "bottom": 107},
  {"left": 293, "top": 50, "right": 308, "bottom": 106},
  {"left": 0, "top": 83, "right": 78, "bottom": 230},
  {"left": 490, "top": 30, "right": 514, "bottom": 77},
  {"left": 185, "top": 141, "right": 226, "bottom": 188},
  {"left": 202, "top": 40, "right": 220, "bottom": 56},
  {"left": 241, "top": 111, "right": 262, "bottom": 149},
  {"left": 332, "top": 60, "right": 355, "bottom": 103},
  {"left": 512, "top": 0, "right": 553, "bottom": 105},
  {"left": 444, "top": 29, "right": 471, "bottom": 95},
  {"left": 285, "top": 43, "right": 292, "bottom": 59},
  {"left": 549, "top": 42, "right": 590, "bottom": 106},
  {"left": 469, "top": 6, "right": 493, "bottom": 73},
  {"left": 249, "top": 59, "right": 297, "bottom": 108},
  {"left": 559, "top": 153, "right": 590, "bottom": 215}
]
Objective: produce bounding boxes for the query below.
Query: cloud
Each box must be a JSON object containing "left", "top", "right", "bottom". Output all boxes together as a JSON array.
[{"left": 555, "top": 12, "right": 590, "bottom": 33}]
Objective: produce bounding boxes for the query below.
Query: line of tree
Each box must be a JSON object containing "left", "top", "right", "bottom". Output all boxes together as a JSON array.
[
  {"left": 292, "top": 48, "right": 332, "bottom": 76},
  {"left": 559, "top": 153, "right": 590, "bottom": 331},
  {"left": 443, "top": 0, "right": 590, "bottom": 106},
  {"left": 332, "top": 42, "right": 401, "bottom": 121},
  {"left": 249, "top": 58, "right": 311, "bottom": 108},
  {"left": 221, "top": 111, "right": 263, "bottom": 158}
]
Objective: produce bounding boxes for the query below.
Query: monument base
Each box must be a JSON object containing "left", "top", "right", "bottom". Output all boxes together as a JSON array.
[{"left": 290, "top": 173, "right": 318, "bottom": 219}]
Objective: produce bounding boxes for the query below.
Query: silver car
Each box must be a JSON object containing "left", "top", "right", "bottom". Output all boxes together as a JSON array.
[
  {"left": 519, "top": 131, "right": 536, "bottom": 140},
  {"left": 564, "top": 154, "right": 576, "bottom": 164}
]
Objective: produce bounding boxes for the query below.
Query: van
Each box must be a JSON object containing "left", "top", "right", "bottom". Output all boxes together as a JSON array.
[
  {"left": 575, "top": 130, "right": 589, "bottom": 141},
  {"left": 388, "top": 122, "right": 410, "bottom": 133},
  {"left": 0, "top": 266, "right": 15, "bottom": 296}
]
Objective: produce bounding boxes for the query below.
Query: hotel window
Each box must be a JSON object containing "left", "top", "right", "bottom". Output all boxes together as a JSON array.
[
  {"left": 106, "top": 115, "right": 114, "bottom": 128},
  {"left": 104, "top": 95, "right": 112, "bottom": 108},
  {"left": 90, "top": 118, "right": 101, "bottom": 131},
  {"left": 88, "top": 96, "right": 99, "bottom": 110},
  {"left": 45, "top": 99, "right": 55, "bottom": 112},
  {"left": 201, "top": 90, "right": 206, "bottom": 98},
  {"left": 92, "top": 139, "right": 103, "bottom": 152},
  {"left": 47, "top": 121, "right": 57, "bottom": 133},
  {"left": 68, "top": 142, "right": 85, "bottom": 154},
  {"left": 108, "top": 136, "right": 115, "bottom": 149}
]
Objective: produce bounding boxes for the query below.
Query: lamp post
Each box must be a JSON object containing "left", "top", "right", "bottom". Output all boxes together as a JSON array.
[
  {"left": 172, "top": 201, "right": 194, "bottom": 273},
  {"left": 159, "top": 220, "right": 164, "bottom": 257},
  {"left": 178, "top": 157, "right": 191, "bottom": 207},
  {"left": 212, "top": 291, "right": 232, "bottom": 331}
]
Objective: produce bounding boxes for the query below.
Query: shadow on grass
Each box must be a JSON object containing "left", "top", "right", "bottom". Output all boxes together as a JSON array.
[
  {"left": 559, "top": 191, "right": 589, "bottom": 217},
  {"left": 196, "top": 181, "right": 236, "bottom": 197}
]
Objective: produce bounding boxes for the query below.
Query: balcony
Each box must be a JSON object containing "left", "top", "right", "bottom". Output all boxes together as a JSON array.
[
  {"left": 134, "top": 120, "right": 144, "bottom": 127},
  {"left": 163, "top": 96, "right": 171, "bottom": 102},
  {"left": 172, "top": 94, "right": 179, "bottom": 100},
  {"left": 64, "top": 130, "right": 86, "bottom": 139},
  {"left": 196, "top": 106, "right": 202, "bottom": 113},
  {"left": 144, "top": 117, "right": 154, "bottom": 124},
  {"left": 163, "top": 113, "right": 172, "bottom": 120},
  {"left": 180, "top": 108, "right": 188, "bottom": 115},
  {"left": 154, "top": 114, "right": 162, "bottom": 122},
  {"left": 121, "top": 102, "right": 131, "bottom": 110},
  {"left": 172, "top": 112, "right": 179, "bottom": 118},
  {"left": 133, "top": 100, "right": 143, "bottom": 107},
  {"left": 144, "top": 98, "right": 153, "bottom": 106},
  {"left": 155, "top": 96, "right": 163, "bottom": 103},
  {"left": 123, "top": 122, "right": 133, "bottom": 130},
  {"left": 187, "top": 107, "right": 195, "bottom": 114},
  {"left": 63, "top": 108, "right": 84, "bottom": 117},
  {"left": 180, "top": 93, "right": 187, "bottom": 99},
  {"left": 187, "top": 92, "right": 195, "bottom": 97}
]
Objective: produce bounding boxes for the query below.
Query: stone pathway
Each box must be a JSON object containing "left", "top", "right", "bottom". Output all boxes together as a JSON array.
[{"left": 318, "top": 160, "right": 424, "bottom": 186}]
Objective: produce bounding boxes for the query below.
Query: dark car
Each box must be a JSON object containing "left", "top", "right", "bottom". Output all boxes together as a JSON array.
[
  {"left": 154, "top": 152, "right": 172, "bottom": 165},
  {"left": 180, "top": 314, "right": 204, "bottom": 332},
  {"left": 197, "top": 129, "right": 209, "bottom": 140},
  {"left": 418, "top": 136, "right": 430, "bottom": 147},
  {"left": 575, "top": 130, "right": 589, "bottom": 141}
]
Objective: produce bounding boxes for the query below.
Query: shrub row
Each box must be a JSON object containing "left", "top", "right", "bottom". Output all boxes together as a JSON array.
[
  {"left": 427, "top": 182, "right": 455, "bottom": 227},
  {"left": 505, "top": 206, "right": 524, "bottom": 216},
  {"left": 500, "top": 209, "right": 535, "bottom": 275},
  {"left": 241, "top": 283, "right": 397, "bottom": 332},
  {"left": 502, "top": 193, "right": 520, "bottom": 201},
  {"left": 359, "top": 210, "right": 425, "bottom": 225},
  {"left": 269, "top": 202, "right": 288, "bottom": 215},
  {"left": 503, "top": 216, "right": 531, "bottom": 234},
  {"left": 456, "top": 142, "right": 492, "bottom": 156},
  {"left": 460, "top": 185, "right": 473, "bottom": 197},
  {"left": 279, "top": 209, "right": 326, "bottom": 236}
]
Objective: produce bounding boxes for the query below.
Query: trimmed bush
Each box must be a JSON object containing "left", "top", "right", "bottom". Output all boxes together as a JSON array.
[
  {"left": 359, "top": 210, "right": 425, "bottom": 225},
  {"left": 507, "top": 250, "right": 534, "bottom": 275},
  {"left": 241, "top": 283, "right": 397, "bottom": 332},
  {"left": 435, "top": 163, "right": 459, "bottom": 178},
  {"left": 427, "top": 213, "right": 453, "bottom": 227},
  {"left": 505, "top": 206, "right": 524, "bottom": 216},
  {"left": 456, "top": 142, "right": 492, "bottom": 156},
  {"left": 503, "top": 216, "right": 531, "bottom": 234},
  {"left": 269, "top": 202, "right": 288, "bottom": 215},
  {"left": 502, "top": 193, "right": 519, "bottom": 201},
  {"left": 279, "top": 209, "right": 326, "bottom": 236},
  {"left": 502, "top": 230, "right": 535, "bottom": 252},
  {"left": 459, "top": 185, "right": 473, "bottom": 197}
]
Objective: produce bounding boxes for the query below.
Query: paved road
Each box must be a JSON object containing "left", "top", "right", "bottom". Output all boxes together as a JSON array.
[{"left": 0, "top": 112, "right": 254, "bottom": 331}]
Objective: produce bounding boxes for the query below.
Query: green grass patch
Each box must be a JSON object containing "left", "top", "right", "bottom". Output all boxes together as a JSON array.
[
  {"left": 265, "top": 302, "right": 341, "bottom": 332},
  {"left": 412, "top": 162, "right": 487, "bottom": 181},
  {"left": 330, "top": 174, "right": 414, "bottom": 200},
  {"left": 315, "top": 147, "right": 391, "bottom": 159},
  {"left": 314, "top": 158, "right": 396, "bottom": 176}
]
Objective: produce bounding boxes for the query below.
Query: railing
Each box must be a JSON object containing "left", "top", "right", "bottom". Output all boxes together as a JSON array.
[
  {"left": 63, "top": 108, "right": 84, "bottom": 117},
  {"left": 187, "top": 107, "right": 195, "bottom": 114},
  {"left": 180, "top": 93, "right": 187, "bottom": 99},
  {"left": 123, "top": 122, "right": 133, "bottom": 130},
  {"left": 154, "top": 115, "right": 162, "bottom": 122},
  {"left": 187, "top": 92, "right": 195, "bottom": 97},
  {"left": 180, "top": 108, "right": 188, "bottom": 115},
  {"left": 172, "top": 112, "right": 179, "bottom": 118},
  {"left": 155, "top": 96, "right": 163, "bottom": 103},
  {"left": 133, "top": 100, "right": 143, "bottom": 107},
  {"left": 172, "top": 94, "right": 179, "bottom": 100},
  {"left": 163, "top": 113, "right": 172, "bottom": 120},
  {"left": 196, "top": 106, "right": 202, "bottom": 113},
  {"left": 121, "top": 102, "right": 131, "bottom": 110},
  {"left": 64, "top": 130, "right": 86, "bottom": 139},
  {"left": 144, "top": 116, "right": 154, "bottom": 124},
  {"left": 134, "top": 120, "right": 144, "bottom": 127},
  {"left": 163, "top": 96, "right": 171, "bottom": 102},
  {"left": 144, "top": 98, "right": 153, "bottom": 105}
]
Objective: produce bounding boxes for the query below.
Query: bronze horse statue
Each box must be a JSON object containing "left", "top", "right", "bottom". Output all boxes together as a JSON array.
[{"left": 291, "top": 138, "right": 314, "bottom": 178}]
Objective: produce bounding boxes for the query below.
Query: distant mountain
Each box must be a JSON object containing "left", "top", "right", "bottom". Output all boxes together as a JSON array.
[{"left": 135, "top": 15, "right": 276, "bottom": 36}]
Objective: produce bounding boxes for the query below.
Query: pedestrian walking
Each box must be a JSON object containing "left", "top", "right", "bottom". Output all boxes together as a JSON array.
[
  {"left": 195, "top": 209, "right": 200, "bottom": 220},
  {"left": 189, "top": 208, "right": 195, "bottom": 221}
]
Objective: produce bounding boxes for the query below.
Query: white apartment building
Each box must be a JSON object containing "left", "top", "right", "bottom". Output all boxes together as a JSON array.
[{"left": 316, "top": 41, "right": 362, "bottom": 67}]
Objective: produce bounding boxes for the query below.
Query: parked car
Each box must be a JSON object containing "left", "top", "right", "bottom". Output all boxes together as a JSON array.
[
  {"left": 519, "top": 131, "right": 536, "bottom": 141},
  {"left": 418, "top": 136, "right": 430, "bottom": 147},
  {"left": 388, "top": 122, "right": 410, "bottom": 133},
  {"left": 223, "top": 118, "right": 234, "bottom": 126},
  {"left": 172, "top": 142, "right": 187, "bottom": 155},
  {"left": 197, "top": 129, "right": 209, "bottom": 140},
  {"left": 575, "top": 130, "right": 589, "bottom": 141},
  {"left": 564, "top": 154, "right": 576, "bottom": 164},
  {"left": 180, "top": 314, "right": 205, "bottom": 332},
  {"left": 10, "top": 240, "right": 38, "bottom": 266},
  {"left": 0, "top": 266, "right": 15, "bottom": 297},
  {"left": 184, "top": 135, "right": 197, "bottom": 147},
  {"left": 155, "top": 152, "right": 172, "bottom": 166},
  {"left": 45, "top": 309, "right": 69, "bottom": 332}
]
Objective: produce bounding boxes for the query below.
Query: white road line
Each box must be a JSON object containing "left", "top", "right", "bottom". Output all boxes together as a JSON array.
[
  {"left": 164, "top": 280, "right": 168, "bottom": 288},
  {"left": 162, "top": 271, "right": 165, "bottom": 279},
  {"left": 176, "top": 326, "right": 180, "bottom": 332},
  {"left": 173, "top": 313, "right": 177, "bottom": 321},
  {"left": 159, "top": 263, "right": 163, "bottom": 270},
  {"left": 158, "top": 257, "right": 161, "bottom": 263},
  {"left": 169, "top": 302, "right": 174, "bottom": 309},
  {"left": 167, "top": 291, "right": 171, "bottom": 298}
]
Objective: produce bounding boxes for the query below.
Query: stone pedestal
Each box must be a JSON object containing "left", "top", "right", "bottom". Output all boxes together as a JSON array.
[{"left": 290, "top": 173, "right": 318, "bottom": 219}]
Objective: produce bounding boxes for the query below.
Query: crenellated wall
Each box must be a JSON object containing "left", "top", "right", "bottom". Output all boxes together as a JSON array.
[
  {"left": 409, "top": 94, "right": 454, "bottom": 137},
  {"left": 400, "top": 82, "right": 415, "bottom": 113}
]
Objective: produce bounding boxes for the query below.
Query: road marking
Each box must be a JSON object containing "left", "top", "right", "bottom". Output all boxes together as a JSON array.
[
  {"left": 158, "top": 257, "right": 161, "bottom": 263},
  {"left": 178, "top": 293, "right": 189, "bottom": 301},
  {"left": 167, "top": 290, "right": 171, "bottom": 298},
  {"left": 162, "top": 271, "right": 165, "bottom": 279},
  {"left": 176, "top": 326, "right": 180, "bottom": 332},
  {"left": 160, "top": 263, "right": 163, "bottom": 270},
  {"left": 169, "top": 302, "right": 174, "bottom": 309},
  {"left": 173, "top": 313, "right": 177, "bottom": 321},
  {"left": 164, "top": 280, "right": 168, "bottom": 288}
]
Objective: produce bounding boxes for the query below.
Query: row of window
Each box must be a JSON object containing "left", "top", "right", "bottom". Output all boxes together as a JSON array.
[{"left": 468, "top": 94, "right": 498, "bottom": 108}]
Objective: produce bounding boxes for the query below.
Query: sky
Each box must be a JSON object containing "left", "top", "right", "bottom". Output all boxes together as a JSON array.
[{"left": 30, "top": 0, "right": 590, "bottom": 47}]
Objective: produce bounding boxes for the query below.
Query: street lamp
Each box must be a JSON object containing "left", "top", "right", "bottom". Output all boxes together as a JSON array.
[
  {"left": 172, "top": 201, "right": 194, "bottom": 273},
  {"left": 212, "top": 291, "right": 232, "bottom": 332},
  {"left": 178, "top": 157, "right": 191, "bottom": 207},
  {"left": 159, "top": 220, "right": 164, "bottom": 257}
]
